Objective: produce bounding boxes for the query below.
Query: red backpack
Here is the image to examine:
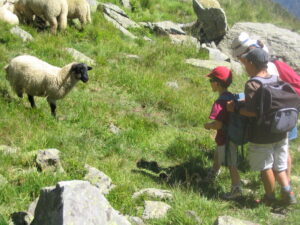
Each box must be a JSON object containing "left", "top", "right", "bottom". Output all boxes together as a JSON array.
[{"left": 273, "top": 60, "right": 300, "bottom": 96}]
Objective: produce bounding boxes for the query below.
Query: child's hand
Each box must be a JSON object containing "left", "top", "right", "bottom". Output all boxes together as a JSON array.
[
  {"left": 226, "top": 100, "right": 235, "bottom": 112},
  {"left": 204, "top": 123, "right": 211, "bottom": 130}
]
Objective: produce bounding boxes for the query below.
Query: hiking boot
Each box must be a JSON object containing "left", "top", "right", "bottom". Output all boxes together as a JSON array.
[
  {"left": 255, "top": 194, "right": 276, "bottom": 206},
  {"left": 222, "top": 186, "right": 242, "bottom": 200},
  {"left": 204, "top": 168, "right": 220, "bottom": 182},
  {"left": 281, "top": 191, "right": 297, "bottom": 205}
]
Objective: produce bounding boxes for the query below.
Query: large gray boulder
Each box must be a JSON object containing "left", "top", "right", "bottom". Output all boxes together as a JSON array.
[
  {"left": 218, "top": 22, "right": 300, "bottom": 72},
  {"left": 31, "top": 180, "right": 131, "bottom": 225},
  {"left": 192, "top": 0, "right": 227, "bottom": 42}
]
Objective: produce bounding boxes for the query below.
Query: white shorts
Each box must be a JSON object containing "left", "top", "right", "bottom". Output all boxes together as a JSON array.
[
  {"left": 216, "top": 142, "right": 238, "bottom": 167},
  {"left": 248, "top": 138, "right": 288, "bottom": 172}
]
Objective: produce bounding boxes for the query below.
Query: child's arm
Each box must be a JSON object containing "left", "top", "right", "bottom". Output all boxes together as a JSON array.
[
  {"left": 227, "top": 101, "right": 256, "bottom": 117},
  {"left": 204, "top": 120, "right": 223, "bottom": 130}
]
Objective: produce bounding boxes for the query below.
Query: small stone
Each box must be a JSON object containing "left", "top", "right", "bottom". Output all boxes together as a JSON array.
[
  {"left": 0, "top": 145, "right": 20, "bottom": 154},
  {"left": 142, "top": 201, "right": 171, "bottom": 220},
  {"left": 132, "top": 188, "right": 173, "bottom": 200},
  {"left": 166, "top": 81, "right": 179, "bottom": 89},
  {"left": 109, "top": 123, "right": 120, "bottom": 134},
  {"left": 10, "top": 26, "right": 33, "bottom": 42}
]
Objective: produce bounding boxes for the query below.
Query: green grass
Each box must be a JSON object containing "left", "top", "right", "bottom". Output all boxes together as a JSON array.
[{"left": 0, "top": 0, "right": 300, "bottom": 224}]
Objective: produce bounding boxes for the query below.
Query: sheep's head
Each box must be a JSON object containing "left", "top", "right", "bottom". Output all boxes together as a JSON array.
[{"left": 71, "top": 63, "right": 92, "bottom": 83}]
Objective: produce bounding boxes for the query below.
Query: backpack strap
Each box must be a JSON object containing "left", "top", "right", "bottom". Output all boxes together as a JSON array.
[{"left": 249, "top": 76, "right": 279, "bottom": 125}]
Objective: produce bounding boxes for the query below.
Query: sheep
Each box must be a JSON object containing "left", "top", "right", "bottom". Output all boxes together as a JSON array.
[
  {"left": 14, "top": 0, "right": 68, "bottom": 34},
  {"left": 0, "top": 3, "right": 19, "bottom": 25},
  {"left": 67, "top": 0, "right": 91, "bottom": 28},
  {"left": 5, "top": 55, "right": 92, "bottom": 116}
]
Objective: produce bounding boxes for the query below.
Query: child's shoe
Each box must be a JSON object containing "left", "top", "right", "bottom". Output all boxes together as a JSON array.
[
  {"left": 204, "top": 168, "right": 220, "bottom": 182},
  {"left": 281, "top": 190, "right": 297, "bottom": 205},
  {"left": 222, "top": 186, "right": 242, "bottom": 200}
]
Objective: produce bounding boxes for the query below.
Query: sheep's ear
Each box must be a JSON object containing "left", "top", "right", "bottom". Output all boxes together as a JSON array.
[{"left": 88, "top": 66, "right": 92, "bottom": 71}]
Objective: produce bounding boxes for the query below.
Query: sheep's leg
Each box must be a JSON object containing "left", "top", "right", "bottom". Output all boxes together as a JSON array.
[
  {"left": 28, "top": 95, "right": 36, "bottom": 108},
  {"left": 47, "top": 17, "right": 58, "bottom": 34},
  {"left": 47, "top": 98, "right": 56, "bottom": 116},
  {"left": 50, "top": 103, "right": 56, "bottom": 116}
]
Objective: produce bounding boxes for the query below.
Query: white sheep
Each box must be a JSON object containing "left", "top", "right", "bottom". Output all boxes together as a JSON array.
[
  {"left": 5, "top": 55, "right": 92, "bottom": 116},
  {"left": 0, "top": 3, "right": 19, "bottom": 25},
  {"left": 14, "top": 0, "right": 68, "bottom": 34},
  {"left": 67, "top": 0, "right": 91, "bottom": 27}
]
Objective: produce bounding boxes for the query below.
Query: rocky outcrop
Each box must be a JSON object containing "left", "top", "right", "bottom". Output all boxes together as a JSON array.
[
  {"left": 191, "top": 0, "right": 228, "bottom": 42},
  {"left": 217, "top": 22, "right": 300, "bottom": 72},
  {"left": 98, "top": 3, "right": 138, "bottom": 39},
  {"left": 142, "top": 201, "right": 171, "bottom": 220},
  {"left": 31, "top": 180, "right": 131, "bottom": 225}
]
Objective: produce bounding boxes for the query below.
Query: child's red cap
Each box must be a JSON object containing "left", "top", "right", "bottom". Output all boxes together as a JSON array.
[{"left": 206, "top": 66, "right": 232, "bottom": 84}]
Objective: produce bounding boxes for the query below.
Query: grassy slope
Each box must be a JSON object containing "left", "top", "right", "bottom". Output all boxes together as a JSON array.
[{"left": 0, "top": 0, "right": 300, "bottom": 224}]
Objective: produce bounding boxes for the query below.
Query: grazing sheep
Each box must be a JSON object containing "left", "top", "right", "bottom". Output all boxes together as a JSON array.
[
  {"left": 67, "top": 0, "right": 91, "bottom": 27},
  {"left": 14, "top": 0, "right": 68, "bottom": 34},
  {"left": 0, "top": 3, "right": 19, "bottom": 25},
  {"left": 5, "top": 55, "right": 92, "bottom": 116}
]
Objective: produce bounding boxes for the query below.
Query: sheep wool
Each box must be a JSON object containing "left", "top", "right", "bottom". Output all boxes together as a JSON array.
[
  {"left": 0, "top": 4, "right": 19, "bottom": 25},
  {"left": 14, "top": 0, "right": 68, "bottom": 34},
  {"left": 67, "top": 0, "right": 91, "bottom": 26},
  {"left": 5, "top": 55, "right": 91, "bottom": 116}
]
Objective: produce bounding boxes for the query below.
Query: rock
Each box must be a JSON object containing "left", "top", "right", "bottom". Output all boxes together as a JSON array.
[
  {"left": 120, "top": 0, "right": 131, "bottom": 10},
  {"left": 202, "top": 46, "right": 229, "bottom": 61},
  {"left": 129, "top": 216, "right": 145, "bottom": 225},
  {"left": 142, "top": 201, "right": 171, "bottom": 220},
  {"left": 0, "top": 174, "right": 8, "bottom": 186},
  {"left": 103, "top": 13, "right": 137, "bottom": 39},
  {"left": 35, "top": 149, "right": 64, "bottom": 173},
  {"left": 240, "top": 179, "right": 251, "bottom": 186},
  {"left": 270, "top": 213, "right": 285, "bottom": 220},
  {"left": 65, "top": 48, "right": 95, "bottom": 65},
  {"left": 10, "top": 26, "right": 33, "bottom": 42},
  {"left": 186, "top": 210, "right": 202, "bottom": 224},
  {"left": 98, "top": 3, "right": 128, "bottom": 18},
  {"left": 31, "top": 180, "right": 131, "bottom": 225},
  {"left": 192, "top": 0, "right": 228, "bottom": 42},
  {"left": 166, "top": 81, "right": 179, "bottom": 89},
  {"left": 217, "top": 22, "right": 300, "bottom": 72},
  {"left": 109, "top": 123, "right": 121, "bottom": 134},
  {"left": 102, "top": 7, "right": 139, "bottom": 29},
  {"left": 10, "top": 212, "right": 31, "bottom": 225},
  {"left": 185, "top": 58, "right": 231, "bottom": 70},
  {"left": 122, "top": 54, "right": 140, "bottom": 59},
  {"left": 214, "top": 216, "right": 260, "bottom": 225},
  {"left": 27, "top": 198, "right": 39, "bottom": 218},
  {"left": 132, "top": 188, "right": 173, "bottom": 200},
  {"left": 0, "top": 145, "right": 19, "bottom": 154},
  {"left": 143, "top": 36, "right": 152, "bottom": 42},
  {"left": 84, "top": 164, "right": 115, "bottom": 195},
  {"left": 169, "top": 34, "right": 200, "bottom": 49},
  {"left": 151, "top": 21, "right": 186, "bottom": 35}
]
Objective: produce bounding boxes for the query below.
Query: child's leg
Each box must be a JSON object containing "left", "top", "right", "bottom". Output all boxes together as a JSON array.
[
  {"left": 229, "top": 166, "right": 241, "bottom": 186},
  {"left": 261, "top": 169, "right": 276, "bottom": 197},
  {"left": 212, "top": 149, "right": 221, "bottom": 172}
]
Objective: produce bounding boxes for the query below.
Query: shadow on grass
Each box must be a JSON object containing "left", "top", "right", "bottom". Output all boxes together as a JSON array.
[{"left": 133, "top": 157, "right": 225, "bottom": 200}]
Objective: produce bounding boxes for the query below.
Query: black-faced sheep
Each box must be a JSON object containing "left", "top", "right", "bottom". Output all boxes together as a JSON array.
[
  {"left": 14, "top": 0, "right": 68, "bottom": 34},
  {"left": 67, "top": 0, "right": 91, "bottom": 27},
  {"left": 5, "top": 55, "right": 92, "bottom": 116}
]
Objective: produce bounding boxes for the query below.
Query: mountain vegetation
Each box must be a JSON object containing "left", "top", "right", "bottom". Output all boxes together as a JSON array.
[{"left": 0, "top": 0, "right": 300, "bottom": 224}]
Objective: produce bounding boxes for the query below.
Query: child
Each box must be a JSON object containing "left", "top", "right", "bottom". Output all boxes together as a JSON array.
[
  {"left": 227, "top": 48, "right": 296, "bottom": 205},
  {"left": 204, "top": 66, "right": 242, "bottom": 199}
]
